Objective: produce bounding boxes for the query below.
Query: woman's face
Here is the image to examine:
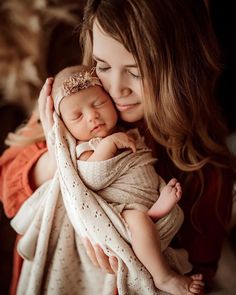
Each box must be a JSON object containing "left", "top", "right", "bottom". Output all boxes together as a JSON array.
[{"left": 92, "top": 20, "right": 144, "bottom": 123}]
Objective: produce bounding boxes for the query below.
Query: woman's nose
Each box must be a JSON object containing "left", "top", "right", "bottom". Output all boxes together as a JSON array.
[{"left": 108, "top": 75, "right": 131, "bottom": 100}]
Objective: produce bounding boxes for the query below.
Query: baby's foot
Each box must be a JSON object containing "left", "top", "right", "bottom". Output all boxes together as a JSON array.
[
  {"left": 154, "top": 272, "right": 204, "bottom": 295},
  {"left": 189, "top": 274, "right": 205, "bottom": 294},
  {"left": 148, "top": 178, "right": 182, "bottom": 220}
]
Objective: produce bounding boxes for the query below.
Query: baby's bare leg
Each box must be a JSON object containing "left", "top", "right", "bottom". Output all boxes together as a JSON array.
[
  {"left": 122, "top": 210, "right": 204, "bottom": 295},
  {"left": 148, "top": 178, "right": 182, "bottom": 220}
]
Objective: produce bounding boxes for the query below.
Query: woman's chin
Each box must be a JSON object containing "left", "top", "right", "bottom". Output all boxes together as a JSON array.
[{"left": 119, "top": 112, "right": 144, "bottom": 124}]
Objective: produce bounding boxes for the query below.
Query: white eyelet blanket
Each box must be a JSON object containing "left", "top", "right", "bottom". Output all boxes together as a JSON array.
[{"left": 11, "top": 114, "right": 192, "bottom": 295}]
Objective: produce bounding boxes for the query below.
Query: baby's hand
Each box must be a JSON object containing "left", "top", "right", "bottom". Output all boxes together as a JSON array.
[
  {"left": 106, "top": 132, "right": 136, "bottom": 153},
  {"left": 88, "top": 132, "right": 136, "bottom": 161}
]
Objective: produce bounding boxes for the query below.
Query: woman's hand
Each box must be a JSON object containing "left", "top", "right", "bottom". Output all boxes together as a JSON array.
[
  {"left": 83, "top": 238, "right": 118, "bottom": 274},
  {"left": 38, "top": 78, "right": 56, "bottom": 155},
  {"left": 38, "top": 78, "right": 54, "bottom": 142},
  {"left": 33, "top": 78, "right": 57, "bottom": 184},
  {"left": 29, "top": 78, "right": 56, "bottom": 188}
]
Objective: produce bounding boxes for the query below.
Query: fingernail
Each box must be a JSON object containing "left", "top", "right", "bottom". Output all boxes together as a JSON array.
[{"left": 46, "top": 77, "right": 53, "bottom": 83}]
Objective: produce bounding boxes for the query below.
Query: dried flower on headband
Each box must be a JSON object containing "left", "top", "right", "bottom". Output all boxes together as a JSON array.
[
  {"left": 54, "top": 68, "right": 102, "bottom": 115},
  {"left": 63, "top": 71, "right": 101, "bottom": 96}
]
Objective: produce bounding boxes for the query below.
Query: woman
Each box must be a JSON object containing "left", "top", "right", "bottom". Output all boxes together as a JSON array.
[{"left": 0, "top": 0, "right": 235, "bottom": 293}]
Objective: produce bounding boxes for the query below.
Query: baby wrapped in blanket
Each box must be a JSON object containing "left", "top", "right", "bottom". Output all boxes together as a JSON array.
[{"left": 11, "top": 65, "right": 198, "bottom": 295}]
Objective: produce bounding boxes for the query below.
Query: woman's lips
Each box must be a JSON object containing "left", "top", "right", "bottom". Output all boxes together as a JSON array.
[{"left": 115, "top": 103, "right": 138, "bottom": 112}]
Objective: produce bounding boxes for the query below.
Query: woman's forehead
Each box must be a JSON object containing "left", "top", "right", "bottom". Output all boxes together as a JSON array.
[{"left": 92, "top": 21, "right": 136, "bottom": 66}]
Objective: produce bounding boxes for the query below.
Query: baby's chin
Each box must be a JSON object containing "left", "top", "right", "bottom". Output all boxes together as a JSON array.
[{"left": 90, "top": 130, "right": 111, "bottom": 139}]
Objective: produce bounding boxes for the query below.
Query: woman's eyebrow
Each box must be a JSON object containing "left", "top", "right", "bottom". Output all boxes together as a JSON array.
[
  {"left": 93, "top": 55, "right": 137, "bottom": 68},
  {"left": 125, "top": 65, "right": 138, "bottom": 68},
  {"left": 93, "top": 55, "right": 106, "bottom": 62}
]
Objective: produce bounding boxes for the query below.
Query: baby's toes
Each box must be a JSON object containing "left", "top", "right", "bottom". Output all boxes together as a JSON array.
[
  {"left": 190, "top": 274, "right": 203, "bottom": 282},
  {"left": 189, "top": 282, "right": 204, "bottom": 294},
  {"left": 167, "top": 178, "right": 177, "bottom": 187},
  {"left": 189, "top": 274, "right": 204, "bottom": 294}
]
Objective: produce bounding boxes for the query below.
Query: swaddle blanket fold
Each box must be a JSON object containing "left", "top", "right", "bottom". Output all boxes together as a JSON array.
[{"left": 11, "top": 113, "right": 192, "bottom": 295}]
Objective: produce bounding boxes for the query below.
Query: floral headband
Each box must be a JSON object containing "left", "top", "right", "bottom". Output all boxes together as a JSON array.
[{"left": 54, "top": 68, "right": 102, "bottom": 115}]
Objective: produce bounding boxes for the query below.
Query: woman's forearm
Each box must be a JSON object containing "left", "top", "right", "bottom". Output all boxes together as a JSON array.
[
  {"left": 29, "top": 151, "right": 56, "bottom": 189},
  {"left": 0, "top": 141, "right": 47, "bottom": 217}
]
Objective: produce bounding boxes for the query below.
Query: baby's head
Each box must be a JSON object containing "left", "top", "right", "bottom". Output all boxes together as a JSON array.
[
  {"left": 52, "top": 65, "right": 118, "bottom": 141},
  {"left": 52, "top": 65, "right": 100, "bottom": 115}
]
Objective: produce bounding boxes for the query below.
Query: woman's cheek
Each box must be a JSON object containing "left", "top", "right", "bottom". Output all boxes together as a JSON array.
[{"left": 99, "top": 79, "right": 111, "bottom": 97}]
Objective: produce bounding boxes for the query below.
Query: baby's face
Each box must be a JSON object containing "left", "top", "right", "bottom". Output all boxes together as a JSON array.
[{"left": 59, "top": 85, "right": 118, "bottom": 141}]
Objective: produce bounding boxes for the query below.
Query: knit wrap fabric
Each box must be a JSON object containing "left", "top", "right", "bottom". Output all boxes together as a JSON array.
[{"left": 11, "top": 114, "right": 192, "bottom": 295}]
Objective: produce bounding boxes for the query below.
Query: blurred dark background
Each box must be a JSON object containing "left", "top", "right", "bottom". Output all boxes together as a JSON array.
[{"left": 208, "top": 0, "right": 236, "bottom": 132}]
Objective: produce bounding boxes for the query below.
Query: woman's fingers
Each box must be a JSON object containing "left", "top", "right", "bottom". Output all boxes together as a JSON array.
[
  {"left": 94, "top": 244, "right": 114, "bottom": 274},
  {"left": 39, "top": 78, "right": 53, "bottom": 113},
  {"left": 45, "top": 77, "right": 54, "bottom": 95},
  {"left": 83, "top": 238, "right": 99, "bottom": 267},
  {"left": 46, "top": 96, "right": 54, "bottom": 127},
  {"left": 39, "top": 77, "right": 53, "bottom": 98},
  {"left": 38, "top": 78, "right": 54, "bottom": 134},
  {"left": 82, "top": 238, "right": 118, "bottom": 275},
  {"left": 109, "top": 255, "right": 118, "bottom": 274}
]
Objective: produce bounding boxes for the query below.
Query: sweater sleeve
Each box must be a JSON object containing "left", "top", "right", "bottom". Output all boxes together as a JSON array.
[{"left": 0, "top": 141, "right": 47, "bottom": 218}]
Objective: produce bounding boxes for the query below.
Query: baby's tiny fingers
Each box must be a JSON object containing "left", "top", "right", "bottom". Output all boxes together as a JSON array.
[{"left": 128, "top": 138, "right": 136, "bottom": 153}]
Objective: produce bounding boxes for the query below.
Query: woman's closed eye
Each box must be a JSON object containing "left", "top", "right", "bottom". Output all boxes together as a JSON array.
[
  {"left": 96, "top": 64, "right": 141, "bottom": 79},
  {"left": 93, "top": 57, "right": 110, "bottom": 72},
  {"left": 96, "top": 65, "right": 110, "bottom": 73},
  {"left": 127, "top": 69, "right": 141, "bottom": 79}
]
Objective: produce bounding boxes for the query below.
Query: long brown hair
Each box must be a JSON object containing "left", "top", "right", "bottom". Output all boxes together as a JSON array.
[{"left": 81, "top": 0, "right": 235, "bottom": 230}]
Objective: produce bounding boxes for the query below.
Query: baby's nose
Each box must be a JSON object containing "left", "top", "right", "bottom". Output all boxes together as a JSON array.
[{"left": 87, "top": 109, "right": 99, "bottom": 121}]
